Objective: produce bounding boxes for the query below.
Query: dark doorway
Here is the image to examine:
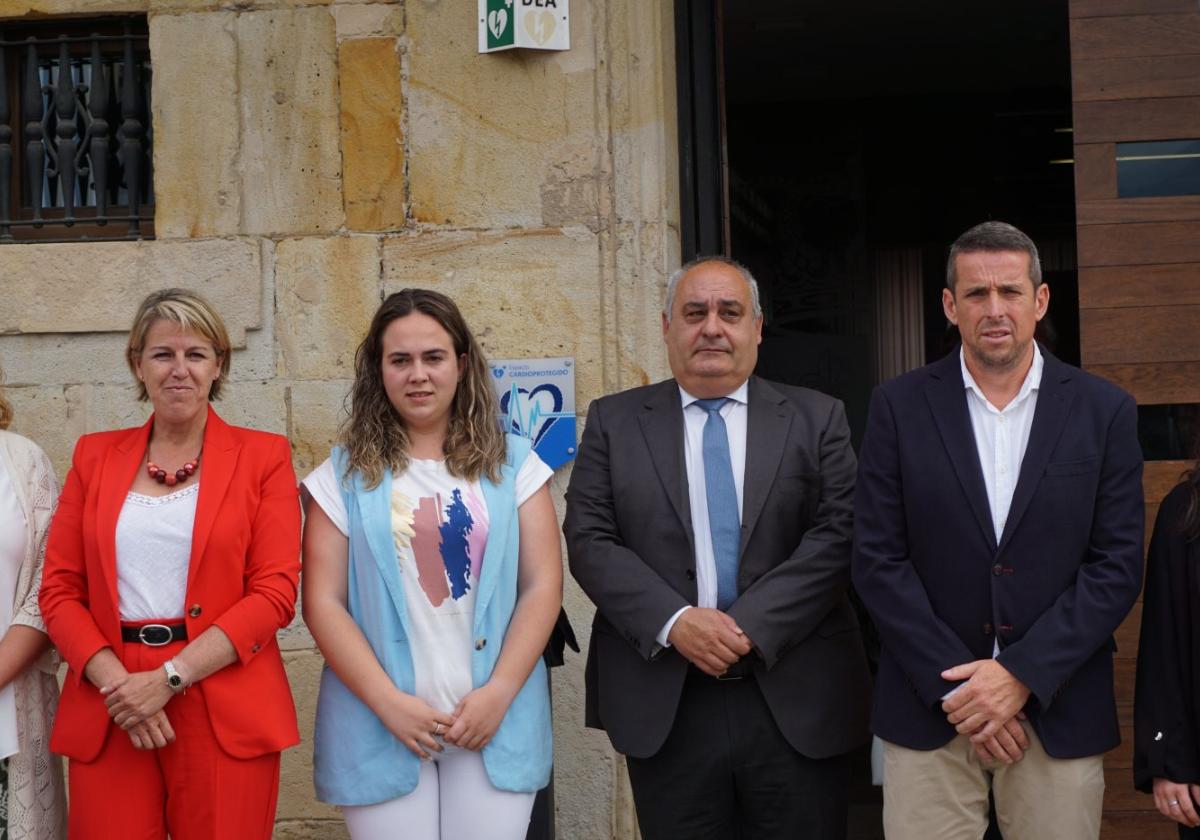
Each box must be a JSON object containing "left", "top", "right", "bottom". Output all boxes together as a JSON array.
[
  {"left": 678, "top": 0, "right": 1078, "bottom": 442},
  {"left": 677, "top": 1, "right": 1077, "bottom": 837}
]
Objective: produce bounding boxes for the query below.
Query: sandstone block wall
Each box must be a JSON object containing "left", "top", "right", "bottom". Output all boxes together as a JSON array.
[{"left": 0, "top": 1, "right": 679, "bottom": 837}]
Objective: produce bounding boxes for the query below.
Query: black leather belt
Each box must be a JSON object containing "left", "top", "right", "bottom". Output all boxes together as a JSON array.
[
  {"left": 690, "top": 657, "right": 755, "bottom": 682},
  {"left": 120, "top": 623, "right": 187, "bottom": 646}
]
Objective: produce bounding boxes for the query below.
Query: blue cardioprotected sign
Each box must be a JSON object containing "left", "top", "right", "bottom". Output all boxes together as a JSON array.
[{"left": 490, "top": 357, "right": 577, "bottom": 470}]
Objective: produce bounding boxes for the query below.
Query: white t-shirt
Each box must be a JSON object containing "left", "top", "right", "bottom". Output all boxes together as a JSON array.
[{"left": 303, "top": 451, "right": 552, "bottom": 713}]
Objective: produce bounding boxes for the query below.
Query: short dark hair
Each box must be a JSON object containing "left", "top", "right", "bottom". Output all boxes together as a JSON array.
[{"left": 946, "top": 221, "right": 1042, "bottom": 290}]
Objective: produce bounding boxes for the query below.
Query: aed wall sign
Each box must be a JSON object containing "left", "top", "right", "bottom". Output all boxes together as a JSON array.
[{"left": 478, "top": 0, "right": 570, "bottom": 53}]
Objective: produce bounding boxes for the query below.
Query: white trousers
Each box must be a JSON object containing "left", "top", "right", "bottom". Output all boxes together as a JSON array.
[{"left": 341, "top": 744, "right": 536, "bottom": 840}]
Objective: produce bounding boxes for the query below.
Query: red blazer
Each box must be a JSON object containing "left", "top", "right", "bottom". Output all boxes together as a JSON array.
[{"left": 40, "top": 407, "right": 302, "bottom": 761}]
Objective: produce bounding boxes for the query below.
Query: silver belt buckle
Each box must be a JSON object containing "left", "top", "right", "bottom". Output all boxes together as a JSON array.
[{"left": 138, "top": 624, "right": 174, "bottom": 646}]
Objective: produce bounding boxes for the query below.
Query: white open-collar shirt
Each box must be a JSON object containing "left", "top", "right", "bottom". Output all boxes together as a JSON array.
[
  {"left": 960, "top": 344, "right": 1044, "bottom": 545},
  {"left": 958, "top": 343, "right": 1043, "bottom": 665},
  {"left": 656, "top": 379, "right": 750, "bottom": 647}
]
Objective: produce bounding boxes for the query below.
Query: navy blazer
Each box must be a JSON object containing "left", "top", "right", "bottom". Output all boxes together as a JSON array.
[{"left": 851, "top": 348, "right": 1144, "bottom": 759}]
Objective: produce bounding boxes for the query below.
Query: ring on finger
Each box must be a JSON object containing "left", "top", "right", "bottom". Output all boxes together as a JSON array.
[
  {"left": 433, "top": 722, "right": 444, "bottom": 736},
  {"left": 1170, "top": 799, "right": 1181, "bottom": 807}
]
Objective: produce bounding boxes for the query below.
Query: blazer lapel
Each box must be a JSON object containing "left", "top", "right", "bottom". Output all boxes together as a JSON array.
[
  {"left": 924, "top": 353, "right": 997, "bottom": 546},
  {"left": 637, "top": 381, "right": 695, "bottom": 554},
  {"left": 96, "top": 418, "right": 153, "bottom": 614},
  {"left": 997, "top": 353, "right": 1075, "bottom": 553},
  {"left": 188, "top": 407, "right": 240, "bottom": 593},
  {"left": 739, "top": 377, "right": 791, "bottom": 557}
]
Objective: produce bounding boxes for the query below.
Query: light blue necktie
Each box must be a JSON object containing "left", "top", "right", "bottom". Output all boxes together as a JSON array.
[{"left": 694, "top": 398, "right": 740, "bottom": 610}]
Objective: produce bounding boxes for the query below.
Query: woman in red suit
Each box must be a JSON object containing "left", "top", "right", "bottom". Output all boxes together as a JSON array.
[{"left": 40, "top": 288, "right": 301, "bottom": 840}]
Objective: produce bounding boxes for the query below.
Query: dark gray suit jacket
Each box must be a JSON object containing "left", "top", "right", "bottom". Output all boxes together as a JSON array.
[{"left": 564, "top": 376, "right": 872, "bottom": 759}]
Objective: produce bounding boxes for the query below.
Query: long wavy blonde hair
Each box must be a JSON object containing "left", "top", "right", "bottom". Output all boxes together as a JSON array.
[
  {"left": 340, "top": 289, "right": 506, "bottom": 489},
  {"left": 0, "top": 362, "right": 11, "bottom": 430}
]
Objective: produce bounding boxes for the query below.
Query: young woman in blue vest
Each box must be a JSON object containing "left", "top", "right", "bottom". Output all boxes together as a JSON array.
[{"left": 301, "top": 289, "right": 562, "bottom": 839}]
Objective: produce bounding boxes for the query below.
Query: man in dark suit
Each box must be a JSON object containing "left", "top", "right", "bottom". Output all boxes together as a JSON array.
[
  {"left": 852, "top": 221, "right": 1144, "bottom": 839},
  {"left": 564, "top": 256, "right": 871, "bottom": 839}
]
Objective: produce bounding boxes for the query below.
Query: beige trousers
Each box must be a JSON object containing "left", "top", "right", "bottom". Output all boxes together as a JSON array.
[{"left": 881, "top": 725, "right": 1104, "bottom": 840}]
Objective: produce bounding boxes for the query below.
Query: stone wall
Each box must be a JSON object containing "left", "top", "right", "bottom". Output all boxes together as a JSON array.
[{"left": 0, "top": 1, "right": 679, "bottom": 837}]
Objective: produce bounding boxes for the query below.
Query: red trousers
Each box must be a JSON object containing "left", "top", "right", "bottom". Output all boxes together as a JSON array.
[{"left": 67, "top": 634, "right": 281, "bottom": 840}]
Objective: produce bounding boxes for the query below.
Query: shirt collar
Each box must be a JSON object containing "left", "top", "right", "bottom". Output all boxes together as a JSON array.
[
  {"left": 679, "top": 379, "right": 750, "bottom": 410},
  {"left": 960, "top": 344, "right": 1043, "bottom": 410}
]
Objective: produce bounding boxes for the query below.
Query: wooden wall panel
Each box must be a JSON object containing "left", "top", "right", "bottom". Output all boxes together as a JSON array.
[
  {"left": 1079, "top": 263, "right": 1200, "bottom": 308},
  {"left": 1071, "top": 14, "right": 1200, "bottom": 60},
  {"left": 1115, "top": 657, "right": 1136, "bottom": 706},
  {"left": 1146, "top": 461, "right": 1192, "bottom": 501},
  {"left": 1101, "top": 814, "right": 1177, "bottom": 840},
  {"left": 1106, "top": 768, "right": 1155, "bottom": 810},
  {"left": 1114, "top": 601, "right": 1142, "bottom": 653},
  {"left": 1072, "top": 0, "right": 1198, "bottom": 18},
  {"left": 1075, "top": 143, "right": 1118, "bottom": 200},
  {"left": 1081, "top": 306, "right": 1200, "bottom": 364},
  {"left": 1071, "top": 8, "right": 1200, "bottom": 833},
  {"left": 1078, "top": 221, "right": 1200, "bottom": 266},
  {"left": 1089, "top": 361, "right": 1200, "bottom": 404},
  {"left": 1074, "top": 54, "right": 1200, "bottom": 101},
  {"left": 1109, "top": 724, "right": 1135, "bottom": 768},
  {"left": 1074, "top": 96, "right": 1200, "bottom": 142},
  {"left": 1077, "top": 197, "right": 1200, "bottom": 226}
]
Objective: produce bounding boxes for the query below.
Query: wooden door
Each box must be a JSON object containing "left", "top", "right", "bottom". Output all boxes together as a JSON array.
[{"left": 1071, "top": 0, "right": 1200, "bottom": 835}]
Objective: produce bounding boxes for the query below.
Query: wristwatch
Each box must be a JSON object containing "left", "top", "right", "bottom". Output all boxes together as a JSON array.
[{"left": 163, "top": 659, "right": 186, "bottom": 694}]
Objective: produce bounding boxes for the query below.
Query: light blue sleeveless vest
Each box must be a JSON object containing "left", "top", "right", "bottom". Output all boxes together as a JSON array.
[{"left": 312, "top": 435, "right": 553, "bottom": 805}]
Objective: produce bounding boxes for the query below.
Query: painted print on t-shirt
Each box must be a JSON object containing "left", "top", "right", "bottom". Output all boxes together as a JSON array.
[{"left": 393, "top": 485, "right": 488, "bottom": 608}]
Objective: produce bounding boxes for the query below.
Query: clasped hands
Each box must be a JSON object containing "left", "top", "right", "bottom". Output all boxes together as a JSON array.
[
  {"left": 383, "top": 680, "right": 519, "bottom": 761},
  {"left": 667, "top": 607, "right": 752, "bottom": 677},
  {"left": 941, "top": 659, "right": 1032, "bottom": 765},
  {"left": 101, "top": 669, "right": 177, "bottom": 751}
]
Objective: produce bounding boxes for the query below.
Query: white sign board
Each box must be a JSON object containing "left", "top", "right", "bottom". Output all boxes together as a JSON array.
[
  {"left": 490, "top": 357, "right": 576, "bottom": 470},
  {"left": 478, "top": 0, "right": 571, "bottom": 53}
]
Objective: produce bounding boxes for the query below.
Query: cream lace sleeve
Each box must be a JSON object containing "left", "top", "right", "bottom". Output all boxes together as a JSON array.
[{"left": 12, "top": 446, "right": 59, "bottom": 632}]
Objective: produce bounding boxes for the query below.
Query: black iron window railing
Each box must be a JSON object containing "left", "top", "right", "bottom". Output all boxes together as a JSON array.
[{"left": 0, "top": 18, "right": 153, "bottom": 244}]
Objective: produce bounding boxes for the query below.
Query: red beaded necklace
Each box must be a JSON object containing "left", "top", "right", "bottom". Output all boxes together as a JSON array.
[{"left": 146, "top": 451, "right": 201, "bottom": 487}]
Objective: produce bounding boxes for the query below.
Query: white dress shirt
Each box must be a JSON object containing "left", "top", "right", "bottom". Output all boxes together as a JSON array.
[
  {"left": 656, "top": 380, "right": 749, "bottom": 647},
  {"left": 960, "top": 345, "right": 1043, "bottom": 545},
  {"left": 955, "top": 344, "right": 1043, "bottom": 667}
]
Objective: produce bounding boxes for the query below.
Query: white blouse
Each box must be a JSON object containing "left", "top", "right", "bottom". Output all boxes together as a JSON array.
[{"left": 114, "top": 483, "right": 199, "bottom": 621}]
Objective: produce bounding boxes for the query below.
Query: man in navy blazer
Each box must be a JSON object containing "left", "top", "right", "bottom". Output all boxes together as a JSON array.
[{"left": 852, "top": 221, "right": 1144, "bottom": 839}]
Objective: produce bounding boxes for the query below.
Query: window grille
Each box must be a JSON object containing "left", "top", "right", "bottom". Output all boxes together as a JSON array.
[{"left": 0, "top": 17, "right": 153, "bottom": 243}]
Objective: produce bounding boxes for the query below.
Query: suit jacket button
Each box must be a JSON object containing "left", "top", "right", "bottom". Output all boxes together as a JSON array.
[
  {"left": 983, "top": 622, "right": 993, "bottom": 635},
  {"left": 992, "top": 564, "right": 1004, "bottom": 576},
  {"left": 188, "top": 604, "right": 202, "bottom": 618},
  {"left": 685, "top": 569, "right": 696, "bottom": 581},
  {"left": 251, "top": 643, "right": 261, "bottom": 653},
  {"left": 475, "top": 637, "right": 486, "bottom": 650}
]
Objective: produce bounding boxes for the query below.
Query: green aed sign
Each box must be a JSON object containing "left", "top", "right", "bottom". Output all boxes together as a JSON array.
[
  {"left": 478, "top": 0, "right": 570, "bottom": 53},
  {"left": 483, "top": 0, "right": 515, "bottom": 50}
]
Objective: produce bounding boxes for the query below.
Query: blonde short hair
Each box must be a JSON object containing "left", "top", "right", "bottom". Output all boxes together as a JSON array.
[{"left": 125, "top": 288, "right": 232, "bottom": 401}]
